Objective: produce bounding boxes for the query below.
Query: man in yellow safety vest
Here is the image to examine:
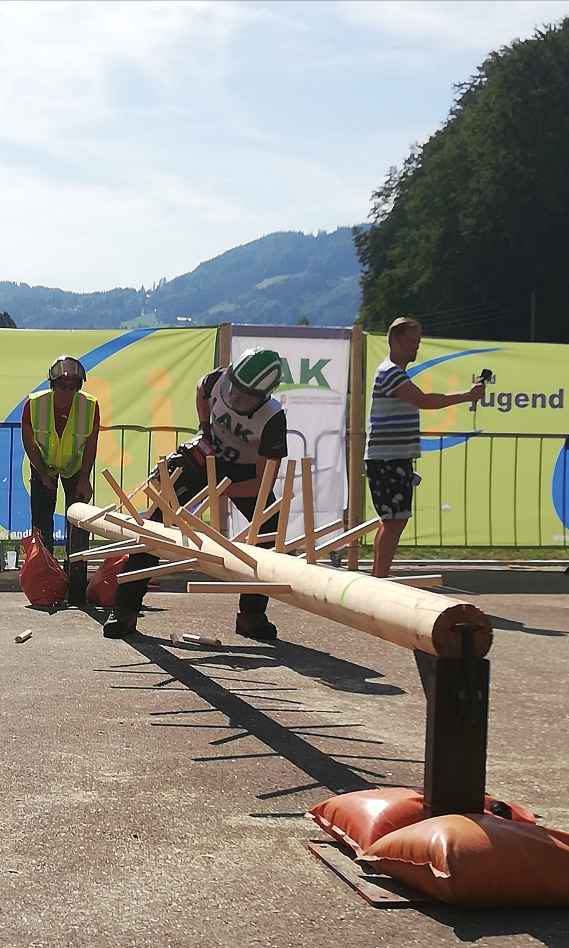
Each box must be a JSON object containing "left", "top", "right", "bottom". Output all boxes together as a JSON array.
[{"left": 21, "top": 355, "right": 100, "bottom": 605}]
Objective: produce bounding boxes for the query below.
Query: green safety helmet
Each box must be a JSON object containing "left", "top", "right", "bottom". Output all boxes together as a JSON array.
[{"left": 221, "top": 347, "right": 282, "bottom": 416}]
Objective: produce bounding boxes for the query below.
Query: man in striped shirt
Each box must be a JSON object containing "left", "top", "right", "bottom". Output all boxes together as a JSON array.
[{"left": 365, "top": 317, "right": 483, "bottom": 577}]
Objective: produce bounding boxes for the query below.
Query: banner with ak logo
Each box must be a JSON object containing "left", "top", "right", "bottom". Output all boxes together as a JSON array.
[{"left": 230, "top": 329, "right": 351, "bottom": 539}]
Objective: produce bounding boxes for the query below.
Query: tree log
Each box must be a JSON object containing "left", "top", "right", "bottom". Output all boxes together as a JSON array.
[{"left": 67, "top": 503, "right": 492, "bottom": 659}]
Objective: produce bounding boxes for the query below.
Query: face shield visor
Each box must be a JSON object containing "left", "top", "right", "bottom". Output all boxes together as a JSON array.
[
  {"left": 220, "top": 372, "right": 267, "bottom": 416},
  {"left": 49, "top": 357, "right": 86, "bottom": 384}
]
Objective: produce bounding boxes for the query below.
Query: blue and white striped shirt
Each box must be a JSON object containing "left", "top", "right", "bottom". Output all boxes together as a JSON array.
[{"left": 365, "top": 358, "right": 420, "bottom": 460}]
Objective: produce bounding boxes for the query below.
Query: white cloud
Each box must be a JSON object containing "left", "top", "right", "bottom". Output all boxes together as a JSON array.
[
  {"left": 335, "top": 1, "right": 569, "bottom": 51},
  {"left": 1, "top": 0, "right": 568, "bottom": 292},
  {"left": 0, "top": 0, "right": 261, "bottom": 144}
]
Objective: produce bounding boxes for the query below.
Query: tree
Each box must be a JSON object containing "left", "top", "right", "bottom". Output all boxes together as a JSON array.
[
  {"left": 0, "top": 310, "right": 16, "bottom": 328},
  {"left": 356, "top": 19, "right": 569, "bottom": 342}
]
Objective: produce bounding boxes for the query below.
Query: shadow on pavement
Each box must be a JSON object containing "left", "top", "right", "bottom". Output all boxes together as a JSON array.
[
  {"left": 441, "top": 570, "right": 569, "bottom": 596},
  {"left": 423, "top": 906, "right": 569, "bottom": 947},
  {"left": 109, "top": 631, "right": 413, "bottom": 800},
  {"left": 271, "top": 639, "right": 406, "bottom": 695},
  {"left": 172, "top": 639, "right": 405, "bottom": 696},
  {"left": 487, "top": 614, "right": 568, "bottom": 638},
  {"left": 102, "top": 629, "right": 406, "bottom": 698}
]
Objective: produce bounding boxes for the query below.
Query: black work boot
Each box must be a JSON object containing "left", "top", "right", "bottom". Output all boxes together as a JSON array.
[
  {"left": 235, "top": 612, "right": 278, "bottom": 642},
  {"left": 103, "top": 610, "right": 138, "bottom": 638}
]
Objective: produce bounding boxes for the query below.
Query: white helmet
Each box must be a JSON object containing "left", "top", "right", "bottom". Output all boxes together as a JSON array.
[{"left": 48, "top": 355, "right": 86, "bottom": 388}]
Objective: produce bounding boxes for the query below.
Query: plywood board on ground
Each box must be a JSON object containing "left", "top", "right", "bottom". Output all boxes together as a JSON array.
[{"left": 308, "top": 840, "right": 433, "bottom": 908}]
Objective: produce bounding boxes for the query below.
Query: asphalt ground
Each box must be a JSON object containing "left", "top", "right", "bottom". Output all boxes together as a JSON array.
[{"left": 1, "top": 573, "right": 568, "bottom": 948}]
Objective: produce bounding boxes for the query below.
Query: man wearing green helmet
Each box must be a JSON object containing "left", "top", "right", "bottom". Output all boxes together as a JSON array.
[{"left": 103, "top": 347, "right": 287, "bottom": 642}]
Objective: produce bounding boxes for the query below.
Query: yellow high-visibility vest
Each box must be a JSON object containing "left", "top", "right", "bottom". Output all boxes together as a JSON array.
[{"left": 29, "top": 390, "right": 97, "bottom": 478}]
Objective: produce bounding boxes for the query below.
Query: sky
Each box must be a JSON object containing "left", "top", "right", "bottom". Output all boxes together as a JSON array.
[{"left": 1, "top": 0, "right": 569, "bottom": 293}]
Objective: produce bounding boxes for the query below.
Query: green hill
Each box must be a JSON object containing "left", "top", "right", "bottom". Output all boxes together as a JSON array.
[{"left": 1, "top": 227, "right": 362, "bottom": 330}]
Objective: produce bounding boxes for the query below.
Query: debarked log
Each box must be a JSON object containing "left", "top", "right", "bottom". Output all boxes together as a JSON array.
[{"left": 67, "top": 503, "right": 492, "bottom": 659}]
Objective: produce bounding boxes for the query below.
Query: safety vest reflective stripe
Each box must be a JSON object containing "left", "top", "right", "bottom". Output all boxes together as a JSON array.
[
  {"left": 30, "top": 389, "right": 54, "bottom": 462},
  {"left": 29, "top": 390, "right": 97, "bottom": 478}
]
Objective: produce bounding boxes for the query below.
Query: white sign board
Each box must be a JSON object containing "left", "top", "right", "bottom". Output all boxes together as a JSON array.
[{"left": 230, "top": 330, "right": 350, "bottom": 540}]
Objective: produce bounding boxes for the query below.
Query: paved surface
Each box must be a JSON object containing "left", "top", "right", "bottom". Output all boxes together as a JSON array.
[{"left": 1, "top": 574, "right": 568, "bottom": 947}]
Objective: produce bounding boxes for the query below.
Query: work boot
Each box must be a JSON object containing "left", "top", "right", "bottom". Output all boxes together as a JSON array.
[
  {"left": 235, "top": 612, "right": 278, "bottom": 642},
  {"left": 103, "top": 610, "right": 138, "bottom": 638}
]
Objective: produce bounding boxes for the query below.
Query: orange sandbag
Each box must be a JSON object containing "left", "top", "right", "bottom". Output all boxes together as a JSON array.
[
  {"left": 86, "top": 555, "right": 129, "bottom": 607},
  {"left": 19, "top": 530, "right": 68, "bottom": 607},
  {"left": 358, "top": 814, "right": 569, "bottom": 907},
  {"left": 306, "top": 787, "right": 535, "bottom": 856}
]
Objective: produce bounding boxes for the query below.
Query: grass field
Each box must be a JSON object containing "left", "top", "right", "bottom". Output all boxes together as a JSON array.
[{"left": 360, "top": 544, "right": 569, "bottom": 561}]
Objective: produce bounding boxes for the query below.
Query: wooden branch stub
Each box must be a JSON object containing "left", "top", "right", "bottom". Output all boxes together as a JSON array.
[
  {"left": 247, "top": 459, "right": 278, "bottom": 546},
  {"left": 102, "top": 469, "right": 145, "bottom": 525},
  {"left": 284, "top": 518, "right": 344, "bottom": 553},
  {"left": 68, "top": 541, "right": 147, "bottom": 562},
  {"left": 175, "top": 506, "right": 258, "bottom": 571},
  {"left": 274, "top": 459, "right": 296, "bottom": 553},
  {"left": 80, "top": 502, "right": 118, "bottom": 526},
  {"left": 157, "top": 458, "right": 178, "bottom": 526},
  {"left": 68, "top": 537, "right": 140, "bottom": 561},
  {"left": 387, "top": 575, "right": 443, "bottom": 589},
  {"left": 206, "top": 455, "right": 221, "bottom": 531},
  {"left": 301, "top": 457, "right": 316, "bottom": 564},
  {"left": 182, "top": 476, "right": 231, "bottom": 518},
  {"left": 186, "top": 582, "right": 292, "bottom": 594},
  {"left": 232, "top": 497, "right": 282, "bottom": 543},
  {"left": 144, "top": 483, "right": 203, "bottom": 548},
  {"left": 313, "top": 517, "right": 381, "bottom": 557},
  {"left": 103, "top": 512, "right": 196, "bottom": 557},
  {"left": 117, "top": 558, "right": 200, "bottom": 584}
]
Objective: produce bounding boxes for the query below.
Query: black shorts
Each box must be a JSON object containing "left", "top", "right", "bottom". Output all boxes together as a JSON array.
[{"left": 366, "top": 459, "right": 415, "bottom": 521}]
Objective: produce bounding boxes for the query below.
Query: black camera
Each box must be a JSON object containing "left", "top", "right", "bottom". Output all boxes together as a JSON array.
[{"left": 473, "top": 368, "right": 494, "bottom": 384}]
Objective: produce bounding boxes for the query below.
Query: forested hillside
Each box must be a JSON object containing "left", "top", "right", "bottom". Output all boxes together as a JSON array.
[
  {"left": 0, "top": 228, "right": 361, "bottom": 330},
  {"left": 356, "top": 20, "right": 569, "bottom": 343}
]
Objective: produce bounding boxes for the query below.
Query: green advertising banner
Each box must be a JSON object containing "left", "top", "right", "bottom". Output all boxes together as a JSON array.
[
  {"left": 365, "top": 334, "right": 569, "bottom": 546},
  {"left": 0, "top": 328, "right": 217, "bottom": 539}
]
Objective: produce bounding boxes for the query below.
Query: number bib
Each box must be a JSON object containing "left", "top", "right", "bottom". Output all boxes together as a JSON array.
[{"left": 209, "top": 376, "right": 281, "bottom": 466}]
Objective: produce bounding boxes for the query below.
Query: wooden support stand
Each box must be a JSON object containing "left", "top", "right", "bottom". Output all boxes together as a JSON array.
[{"left": 415, "top": 624, "right": 489, "bottom": 816}]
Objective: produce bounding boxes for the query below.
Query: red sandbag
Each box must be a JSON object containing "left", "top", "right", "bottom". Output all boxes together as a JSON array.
[
  {"left": 19, "top": 530, "right": 68, "bottom": 607},
  {"left": 306, "top": 787, "right": 535, "bottom": 856},
  {"left": 357, "top": 814, "right": 569, "bottom": 907},
  {"left": 86, "top": 555, "right": 129, "bottom": 607}
]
